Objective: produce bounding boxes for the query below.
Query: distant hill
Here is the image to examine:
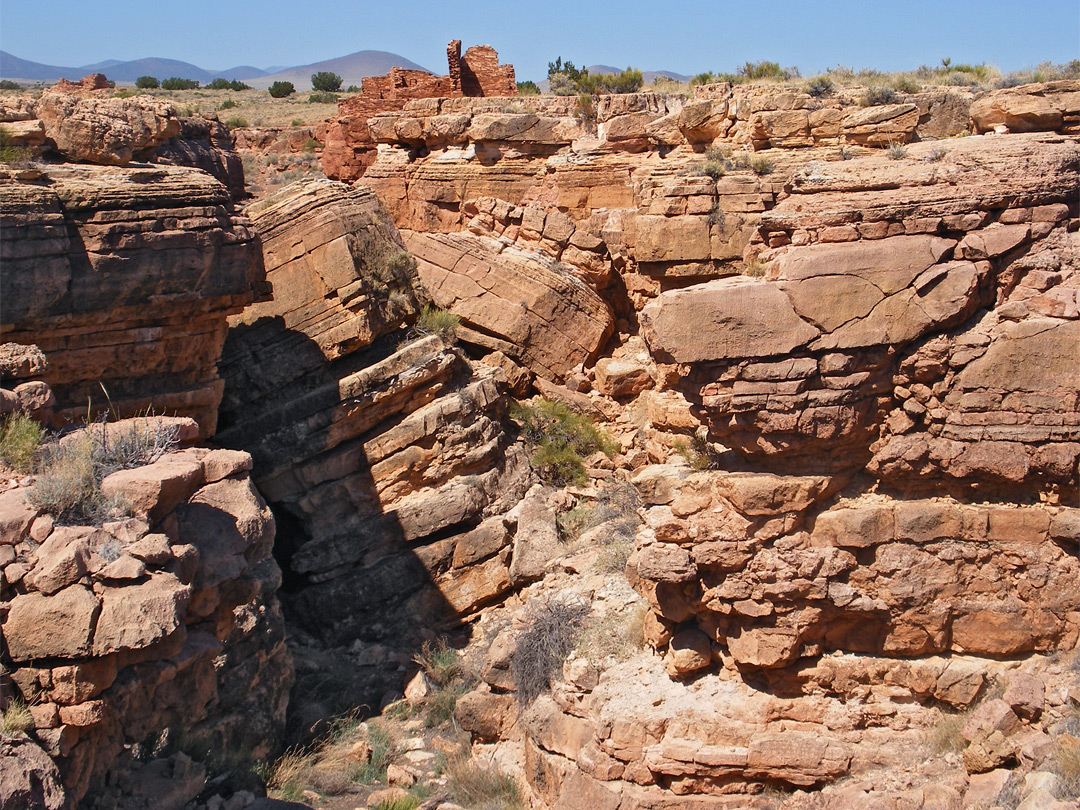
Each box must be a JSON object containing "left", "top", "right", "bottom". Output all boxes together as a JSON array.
[
  {"left": 247, "top": 51, "right": 430, "bottom": 91},
  {"left": 0, "top": 49, "right": 425, "bottom": 88}
]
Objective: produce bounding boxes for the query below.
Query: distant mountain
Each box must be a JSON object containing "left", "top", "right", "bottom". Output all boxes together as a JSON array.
[
  {"left": 247, "top": 50, "right": 430, "bottom": 91},
  {"left": 0, "top": 49, "right": 426, "bottom": 88}
]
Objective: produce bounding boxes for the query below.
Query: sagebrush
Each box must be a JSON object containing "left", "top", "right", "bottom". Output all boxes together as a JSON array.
[{"left": 510, "top": 398, "right": 617, "bottom": 486}]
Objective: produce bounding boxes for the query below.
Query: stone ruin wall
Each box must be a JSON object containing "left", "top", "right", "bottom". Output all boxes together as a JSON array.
[{"left": 321, "top": 40, "right": 517, "bottom": 182}]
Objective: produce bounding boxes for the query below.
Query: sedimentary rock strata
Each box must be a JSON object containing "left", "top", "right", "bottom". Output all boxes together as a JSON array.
[{"left": 0, "top": 163, "right": 266, "bottom": 436}]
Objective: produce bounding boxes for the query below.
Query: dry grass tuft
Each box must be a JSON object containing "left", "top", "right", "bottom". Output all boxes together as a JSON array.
[{"left": 1, "top": 698, "right": 34, "bottom": 734}]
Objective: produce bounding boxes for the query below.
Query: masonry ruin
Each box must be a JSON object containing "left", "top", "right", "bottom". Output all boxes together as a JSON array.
[{"left": 321, "top": 39, "right": 517, "bottom": 181}]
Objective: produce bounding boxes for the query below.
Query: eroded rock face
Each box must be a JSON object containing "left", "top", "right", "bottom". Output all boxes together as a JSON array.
[
  {"left": 0, "top": 440, "right": 291, "bottom": 807},
  {"left": 0, "top": 163, "right": 266, "bottom": 437},
  {"left": 216, "top": 180, "right": 532, "bottom": 666}
]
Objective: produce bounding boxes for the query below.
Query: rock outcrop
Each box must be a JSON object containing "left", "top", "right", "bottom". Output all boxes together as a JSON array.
[
  {"left": 0, "top": 163, "right": 266, "bottom": 437},
  {"left": 0, "top": 433, "right": 291, "bottom": 808},
  {"left": 215, "top": 180, "right": 533, "bottom": 714}
]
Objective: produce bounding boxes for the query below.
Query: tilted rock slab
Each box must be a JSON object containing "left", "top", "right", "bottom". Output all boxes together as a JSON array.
[{"left": 406, "top": 230, "right": 614, "bottom": 380}]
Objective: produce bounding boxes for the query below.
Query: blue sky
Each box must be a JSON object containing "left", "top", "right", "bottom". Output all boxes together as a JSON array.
[{"left": 2, "top": 0, "right": 1077, "bottom": 80}]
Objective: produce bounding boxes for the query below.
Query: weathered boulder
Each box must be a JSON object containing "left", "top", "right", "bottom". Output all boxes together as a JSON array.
[
  {"left": 970, "top": 80, "right": 1080, "bottom": 133},
  {"left": 36, "top": 87, "right": 180, "bottom": 165}
]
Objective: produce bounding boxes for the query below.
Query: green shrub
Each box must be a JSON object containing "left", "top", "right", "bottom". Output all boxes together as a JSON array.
[
  {"left": 413, "top": 640, "right": 473, "bottom": 727},
  {"left": 414, "top": 305, "right": 460, "bottom": 338},
  {"left": 516, "top": 80, "right": 541, "bottom": 95},
  {"left": 703, "top": 159, "right": 726, "bottom": 179},
  {"left": 924, "top": 146, "right": 947, "bottom": 163},
  {"left": 1, "top": 698, "right": 33, "bottom": 734},
  {"left": 511, "top": 598, "right": 588, "bottom": 705},
  {"left": 268, "top": 81, "right": 295, "bottom": 98},
  {"left": 353, "top": 722, "right": 395, "bottom": 784},
  {"left": 208, "top": 78, "right": 251, "bottom": 91},
  {"left": 580, "top": 67, "right": 644, "bottom": 94},
  {"left": 0, "top": 125, "right": 31, "bottom": 165},
  {"left": 224, "top": 116, "right": 249, "bottom": 129},
  {"left": 311, "top": 71, "right": 343, "bottom": 92},
  {"left": 218, "top": 98, "right": 238, "bottom": 110},
  {"left": 751, "top": 155, "right": 773, "bottom": 175},
  {"left": 887, "top": 142, "right": 908, "bottom": 160},
  {"left": 161, "top": 77, "right": 199, "bottom": 90},
  {"left": 0, "top": 80, "right": 20, "bottom": 90},
  {"left": 308, "top": 91, "right": 337, "bottom": 104},
  {"left": 547, "top": 57, "right": 587, "bottom": 89},
  {"left": 345, "top": 84, "right": 361, "bottom": 93},
  {"left": 134, "top": 75, "right": 159, "bottom": 89},
  {"left": 689, "top": 71, "right": 717, "bottom": 87},
  {"left": 510, "top": 398, "right": 617, "bottom": 486},
  {"left": 0, "top": 412, "right": 43, "bottom": 473},
  {"left": 806, "top": 76, "right": 834, "bottom": 97},
  {"left": 301, "top": 137, "right": 323, "bottom": 151},
  {"left": 290, "top": 118, "right": 304, "bottom": 126},
  {"left": 574, "top": 92, "right": 596, "bottom": 127},
  {"left": 891, "top": 76, "right": 921, "bottom": 94},
  {"left": 741, "top": 60, "right": 787, "bottom": 81}
]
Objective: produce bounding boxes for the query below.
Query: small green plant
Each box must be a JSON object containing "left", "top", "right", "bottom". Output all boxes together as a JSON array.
[
  {"left": 707, "top": 203, "right": 725, "bottom": 228},
  {"left": 0, "top": 80, "right": 21, "bottom": 90},
  {"left": 161, "top": 77, "right": 199, "bottom": 90},
  {"left": 806, "top": 76, "right": 834, "bottom": 97},
  {"left": 891, "top": 75, "right": 921, "bottom": 94},
  {"left": 290, "top": 118, "right": 304, "bottom": 127},
  {"left": 223, "top": 116, "right": 249, "bottom": 129},
  {"left": 301, "top": 137, "right": 323, "bottom": 152},
  {"left": 924, "top": 146, "right": 947, "bottom": 163},
  {"left": 134, "top": 76, "right": 159, "bottom": 89},
  {"left": 0, "top": 125, "right": 31, "bottom": 165},
  {"left": 218, "top": 98, "right": 238, "bottom": 110},
  {"left": 516, "top": 80, "right": 541, "bottom": 95},
  {"left": 703, "top": 159, "right": 726, "bottom": 179},
  {"left": 413, "top": 639, "right": 473, "bottom": 727},
  {"left": 268, "top": 81, "right": 295, "bottom": 98},
  {"left": 887, "top": 142, "right": 908, "bottom": 160},
  {"left": 511, "top": 597, "right": 588, "bottom": 705},
  {"left": 113, "top": 88, "right": 135, "bottom": 99},
  {"left": 414, "top": 305, "right": 460, "bottom": 338},
  {"left": 308, "top": 91, "right": 337, "bottom": 104},
  {"left": 510, "top": 398, "right": 617, "bottom": 487},
  {"left": 345, "top": 84, "right": 361, "bottom": 93},
  {"left": 574, "top": 92, "right": 596, "bottom": 128},
  {"left": 311, "top": 71, "right": 343, "bottom": 92},
  {"left": 448, "top": 756, "right": 525, "bottom": 810},
  {"left": 751, "top": 155, "right": 773, "bottom": 176},
  {"left": 0, "top": 412, "right": 44, "bottom": 473},
  {"left": 1, "top": 698, "right": 33, "bottom": 734},
  {"left": 353, "top": 722, "right": 395, "bottom": 784}
]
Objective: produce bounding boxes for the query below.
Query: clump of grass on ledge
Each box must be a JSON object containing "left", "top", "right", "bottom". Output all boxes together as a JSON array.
[
  {"left": 510, "top": 398, "right": 617, "bottom": 486},
  {"left": 0, "top": 412, "right": 44, "bottom": 473},
  {"left": 887, "top": 142, "right": 908, "bottom": 160},
  {"left": 1, "top": 697, "right": 34, "bottom": 734},
  {"left": 414, "top": 305, "right": 461, "bottom": 338},
  {"left": 30, "top": 414, "right": 180, "bottom": 525}
]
